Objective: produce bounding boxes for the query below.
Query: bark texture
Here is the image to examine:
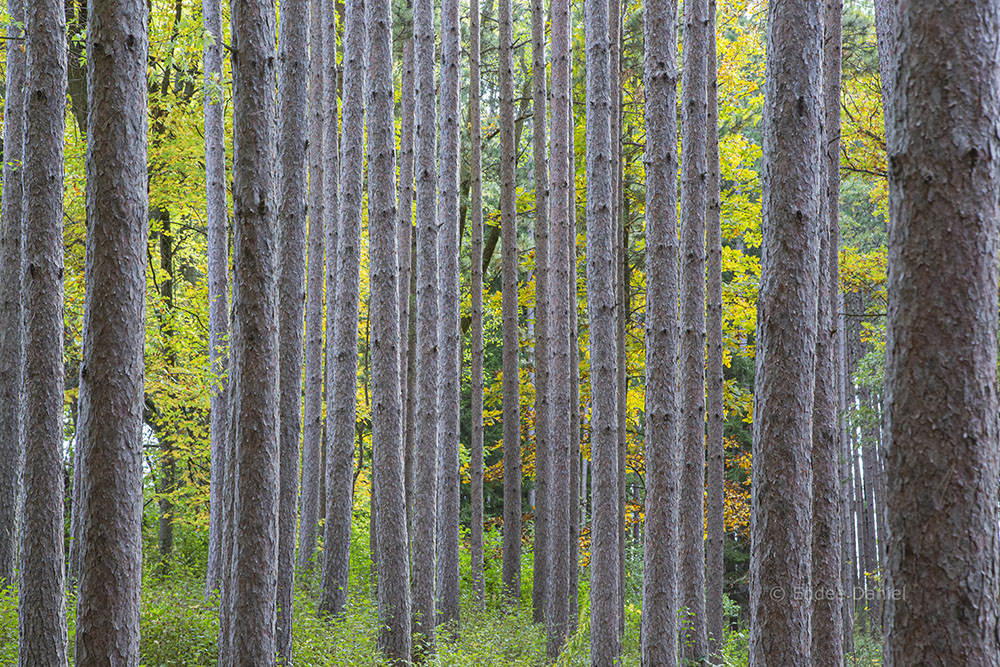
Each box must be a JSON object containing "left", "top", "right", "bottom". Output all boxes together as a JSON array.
[
  {"left": 884, "top": 1, "right": 1000, "bottom": 663},
  {"left": 228, "top": 0, "right": 281, "bottom": 659},
  {"left": 0, "top": 0, "right": 26, "bottom": 590},
  {"left": 640, "top": 0, "right": 679, "bottom": 661},
  {"left": 75, "top": 0, "right": 148, "bottom": 663},
  {"left": 837, "top": 294, "right": 855, "bottom": 656},
  {"left": 749, "top": 0, "right": 822, "bottom": 663},
  {"left": 499, "top": 0, "right": 522, "bottom": 605},
  {"left": 585, "top": 0, "right": 621, "bottom": 659},
  {"left": 567, "top": 91, "right": 580, "bottom": 632},
  {"left": 20, "top": 0, "right": 70, "bottom": 662}
]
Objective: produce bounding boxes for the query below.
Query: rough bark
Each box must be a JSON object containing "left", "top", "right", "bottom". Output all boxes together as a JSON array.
[
  {"left": 469, "top": 0, "right": 486, "bottom": 605},
  {"left": 546, "top": 0, "right": 571, "bottom": 652},
  {"left": 884, "top": 1, "right": 1000, "bottom": 662},
  {"left": 228, "top": 0, "right": 281, "bottom": 659},
  {"left": 530, "top": 0, "right": 552, "bottom": 626},
  {"left": 567, "top": 90, "right": 580, "bottom": 632},
  {"left": 584, "top": 0, "right": 621, "bottom": 659},
  {"left": 436, "top": 0, "right": 461, "bottom": 628},
  {"left": 20, "top": 0, "right": 70, "bottom": 662},
  {"left": 639, "top": 0, "right": 679, "bottom": 662},
  {"left": 203, "top": 0, "right": 231, "bottom": 598},
  {"left": 322, "top": 0, "right": 365, "bottom": 617},
  {"left": 366, "top": 0, "right": 412, "bottom": 658},
  {"left": 412, "top": 0, "right": 440, "bottom": 643},
  {"left": 811, "top": 0, "right": 845, "bottom": 662},
  {"left": 499, "top": 0, "right": 522, "bottom": 605},
  {"left": 705, "top": 0, "right": 725, "bottom": 659},
  {"left": 299, "top": 0, "right": 327, "bottom": 573},
  {"left": 276, "top": 0, "right": 310, "bottom": 657},
  {"left": 0, "top": 0, "right": 26, "bottom": 591},
  {"left": 75, "top": 0, "right": 148, "bottom": 663},
  {"left": 749, "top": 0, "right": 822, "bottom": 663}
]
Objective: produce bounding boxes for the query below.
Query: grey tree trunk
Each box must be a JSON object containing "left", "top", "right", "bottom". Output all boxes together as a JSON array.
[
  {"left": 228, "top": 0, "right": 281, "bottom": 659},
  {"left": 412, "top": 0, "right": 440, "bottom": 644},
  {"left": 203, "top": 0, "right": 231, "bottom": 597},
  {"left": 568, "top": 91, "right": 580, "bottom": 632},
  {"left": 546, "top": 0, "right": 571, "bottom": 652},
  {"left": 810, "top": 0, "right": 844, "bottom": 662},
  {"left": 884, "top": 1, "right": 1000, "bottom": 663},
  {"left": 530, "top": 0, "right": 552, "bottom": 627},
  {"left": 837, "top": 294, "right": 855, "bottom": 656},
  {"left": 749, "top": 0, "right": 822, "bottom": 662},
  {"left": 639, "top": 0, "right": 679, "bottom": 662},
  {"left": 469, "top": 0, "right": 486, "bottom": 605},
  {"left": 679, "top": 0, "right": 708, "bottom": 656},
  {"left": 75, "top": 0, "right": 148, "bottom": 663},
  {"left": 705, "top": 0, "right": 725, "bottom": 659},
  {"left": 20, "top": 0, "right": 69, "bottom": 662},
  {"left": 436, "top": 0, "right": 461, "bottom": 628},
  {"left": 322, "top": 0, "right": 365, "bottom": 617},
  {"left": 0, "top": 0, "right": 26, "bottom": 591},
  {"left": 584, "top": 0, "right": 621, "bottom": 659},
  {"left": 366, "top": 0, "right": 412, "bottom": 658},
  {"left": 276, "top": 0, "right": 310, "bottom": 657},
  {"left": 499, "top": 0, "right": 522, "bottom": 605},
  {"left": 298, "top": 0, "right": 327, "bottom": 573}
]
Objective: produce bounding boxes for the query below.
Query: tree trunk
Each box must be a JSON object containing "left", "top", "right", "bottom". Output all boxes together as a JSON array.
[
  {"left": 639, "top": 0, "right": 679, "bottom": 661},
  {"left": 837, "top": 293, "right": 855, "bottom": 656},
  {"left": 499, "top": 0, "right": 522, "bottom": 605},
  {"left": 705, "top": 0, "right": 725, "bottom": 659},
  {"left": 749, "top": 0, "right": 822, "bottom": 662},
  {"left": 810, "top": 1, "right": 844, "bottom": 661},
  {"left": 322, "top": 0, "right": 365, "bottom": 617},
  {"left": 412, "top": 0, "right": 440, "bottom": 644},
  {"left": 568, "top": 90, "right": 580, "bottom": 633},
  {"left": 0, "top": 0, "right": 26, "bottom": 591},
  {"left": 75, "top": 0, "right": 148, "bottom": 663},
  {"left": 584, "top": 0, "right": 620, "bottom": 659},
  {"left": 203, "top": 0, "right": 231, "bottom": 597},
  {"left": 228, "top": 0, "right": 281, "bottom": 659},
  {"left": 20, "top": 0, "right": 70, "bottom": 661},
  {"left": 156, "top": 215, "right": 176, "bottom": 573},
  {"left": 469, "top": 0, "right": 486, "bottom": 605}
]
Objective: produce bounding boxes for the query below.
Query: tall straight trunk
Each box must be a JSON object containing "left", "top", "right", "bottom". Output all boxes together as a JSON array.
[
  {"left": 218, "top": 329, "right": 241, "bottom": 667},
  {"left": 837, "top": 293, "right": 855, "bottom": 656},
  {"left": 679, "top": 0, "right": 708, "bottom": 656},
  {"left": 499, "top": 0, "right": 522, "bottom": 604},
  {"left": 75, "top": 0, "right": 148, "bottom": 663},
  {"left": 276, "top": 0, "right": 310, "bottom": 656},
  {"left": 639, "top": 0, "right": 679, "bottom": 661},
  {"left": 885, "top": 2, "right": 1000, "bottom": 662},
  {"left": 20, "top": 0, "right": 69, "bottom": 662},
  {"left": 568, "top": 90, "right": 580, "bottom": 632},
  {"left": 412, "top": 0, "right": 440, "bottom": 643},
  {"left": 810, "top": 0, "right": 844, "bottom": 661},
  {"left": 404, "top": 238, "right": 418, "bottom": 544},
  {"left": 705, "top": 0, "right": 725, "bottom": 659},
  {"left": 436, "top": 0, "right": 461, "bottom": 627},
  {"left": 322, "top": 0, "right": 365, "bottom": 616},
  {"left": 366, "top": 0, "right": 412, "bottom": 658},
  {"left": 546, "top": 0, "right": 571, "bottom": 651},
  {"left": 156, "top": 217, "right": 176, "bottom": 571},
  {"left": 0, "top": 0, "right": 26, "bottom": 591},
  {"left": 204, "top": 0, "right": 231, "bottom": 597},
  {"left": 585, "top": 0, "right": 621, "bottom": 658},
  {"left": 749, "top": 0, "right": 822, "bottom": 662},
  {"left": 859, "top": 388, "right": 878, "bottom": 633},
  {"left": 469, "top": 0, "right": 486, "bottom": 605},
  {"left": 299, "top": 0, "right": 327, "bottom": 572}
]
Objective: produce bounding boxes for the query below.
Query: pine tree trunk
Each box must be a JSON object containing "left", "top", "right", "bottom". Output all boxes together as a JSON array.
[
  {"left": 75, "top": 0, "right": 149, "bottom": 663},
  {"left": 0, "top": 0, "right": 26, "bottom": 591},
  {"left": 276, "top": 0, "right": 310, "bottom": 656},
  {"left": 585, "top": 0, "right": 621, "bottom": 658},
  {"left": 468, "top": 0, "right": 486, "bottom": 605},
  {"left": 749, "top": 0, "right": 822, "bottom": 662},
  {"left": 322, "top": 0, "right": 365, "bottom": 617},
  {"left": 567, "top": 91, "right": 580, "bottom": 632},
  {"left": 203, "top": 0, "right": 231, "bottom": 597},
  {"left": 412, "top": 0, "right": 440, "bottom": 644},
  {"left": 837, "top": 293, "right": 855, "bottom": 656},
  {"left": 20, "top": 0, "right": 70, "bottom": 661},
  {"left": 885, "top": 2, "right": 1000, "bottom": 663},
  {"left": 499, "top": 0, "right": 522, "bottom": 605},
  {"left": 639, "top": 0, "right": 679, "bottom": 661}
]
